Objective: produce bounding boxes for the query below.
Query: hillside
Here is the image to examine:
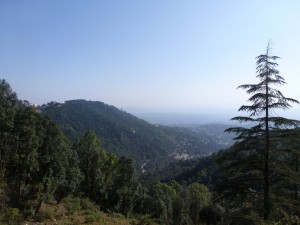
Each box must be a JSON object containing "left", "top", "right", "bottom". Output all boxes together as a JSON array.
[
  {"left": 39, "top": 100, "right": 231, "bottom": 171},
  {"left": 141, "top": 151, "right": 221, "bottom": 186}
]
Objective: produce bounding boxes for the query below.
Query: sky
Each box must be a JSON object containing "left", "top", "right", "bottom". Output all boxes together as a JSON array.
[{"left": 1, "top": 1, "right": 300, "bottom": 120}]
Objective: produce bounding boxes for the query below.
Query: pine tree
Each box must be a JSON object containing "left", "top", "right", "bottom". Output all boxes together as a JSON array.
[{"left": 217, "top": 42, "right": 300, "bottom": 221}]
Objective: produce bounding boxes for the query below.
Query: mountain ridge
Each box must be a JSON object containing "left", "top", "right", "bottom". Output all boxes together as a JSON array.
[{"left": 39, "top": 99, "right": 232, "bottom": 172}]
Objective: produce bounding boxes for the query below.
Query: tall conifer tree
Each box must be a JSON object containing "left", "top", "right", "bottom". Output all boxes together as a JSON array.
[{"left": 218, "top": 42, "right": 300, "bottom": 221}]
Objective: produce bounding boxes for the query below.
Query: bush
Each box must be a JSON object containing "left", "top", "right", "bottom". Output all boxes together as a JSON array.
[
  {"left": 0, "top": 208, "right": 21, "bottom": 225},
  {"left": 81, "top": 206, "right": 102, "bottom": 224},
  {"left": 62, "top": 197, "right": 81, "bottom": 214},
  {"left": 81, "top": 198, "right": 97, "bottom": 211}
]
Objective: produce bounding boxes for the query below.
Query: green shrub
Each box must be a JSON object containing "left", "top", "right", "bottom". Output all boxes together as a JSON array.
[
  {"left": 62, "top": 197, "right": 81, "bottom": 214},
  {"left": 0, "top": 208, "right": 21, "bottom": 225},
  {"left": 81, "top": 198, "right": 97, "bottom": 211}
]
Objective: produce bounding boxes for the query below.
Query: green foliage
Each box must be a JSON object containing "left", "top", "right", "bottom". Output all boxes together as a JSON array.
[
  {"left": 139, "top": 180, "right": 214, "bottom": 225},
  {"left": 81, "top": 198, "right": 98, "bottom": 211},
  {"left": 62, "top": 197, "right": 82, "bottom": 214},
  {"left": 189, "top": 183, "right": 211, "bottom": 225},
  {"left": 0, "top": 80, "right": 82, "bottom": 217},
  {"left": 7, "top": 108, "right": 82, "bottom": 214},
  {"left": 142, "top": 154, "right": 220, "bottom": 187},
  {"left": 0, "top": 79, "right": 18, "bottom": 210},
  {"left": 76, "top": 131, "right": 105, "bottom": 202},
  {"left": 0, "top": 79, "right": 17, "bottom": 132},
  {"left": 83, "top": 210, "right": 101, "bottom": 224},
  {"left": 0, "top": 208, "right": 21, "bottom": 225}
]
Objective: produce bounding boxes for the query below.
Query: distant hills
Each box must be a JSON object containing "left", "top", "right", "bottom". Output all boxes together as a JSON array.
[{"left": 39, "top": 100, "right": 233, "bottom": 172}]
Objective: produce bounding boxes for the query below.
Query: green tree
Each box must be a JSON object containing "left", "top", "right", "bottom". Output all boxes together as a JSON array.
[
  {"left": 217, "top": 43, "right": 300, "bottom": 221},
  {"left": 270, "top": 128, "right": 300, "bottom": 217},
  {"left": 77, "top": 131, "right": 105, "bottom": 202},
  {"left": 54, "top": 145, "right": 82, "bottom": 203},
  {"left": 189, "top": 183, "right": 211, "bottom": 225},
  {"left": 145, "top": 181, "right": 173, "bottom": 224},
  {"left": 5, "top": 106, "right": 82, "bottom": 215},
  {"left": 111, "top": 157, "right": 139, "bottom": 216},
  {"left": 8, "top": 107, "right": 39, "bottom": 208},
  {"left": 0, "top": 79, "right": 18, "bottom": 209},
  {"left": 34, "top": 115, "right": 82, "bottom": 213},
  {"left": 0, "top": 79, "right": 17, "bottom": 133}
]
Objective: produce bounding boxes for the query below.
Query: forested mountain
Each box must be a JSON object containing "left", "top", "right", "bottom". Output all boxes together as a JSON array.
[{"left": 39, "top": 100, "right": 231, "bottom": 171}]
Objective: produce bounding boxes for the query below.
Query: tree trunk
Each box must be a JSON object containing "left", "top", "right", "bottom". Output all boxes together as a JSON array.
[
  {"left": 295, "top": 154, "right": 299, "bottom": 201},
  {"left": 264, "top": 67, "right": 270, "bottom": 220},
  {"left": 35, "top": 200, "right": 42, "bottom": 215}
]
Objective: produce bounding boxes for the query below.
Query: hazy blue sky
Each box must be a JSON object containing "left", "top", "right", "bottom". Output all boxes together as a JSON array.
[{"left": 1, "top": 1, "right": 300, "bottom": 117}]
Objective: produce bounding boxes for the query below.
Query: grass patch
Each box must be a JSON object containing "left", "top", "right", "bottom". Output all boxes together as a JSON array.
[{"left": 19, "top": 197, "right": 156, "bottom": 225}]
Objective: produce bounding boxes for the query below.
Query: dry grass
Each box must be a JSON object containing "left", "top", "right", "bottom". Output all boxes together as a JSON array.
[{"left": 22, "top": 199, "right": 134, "bottom": 225}]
